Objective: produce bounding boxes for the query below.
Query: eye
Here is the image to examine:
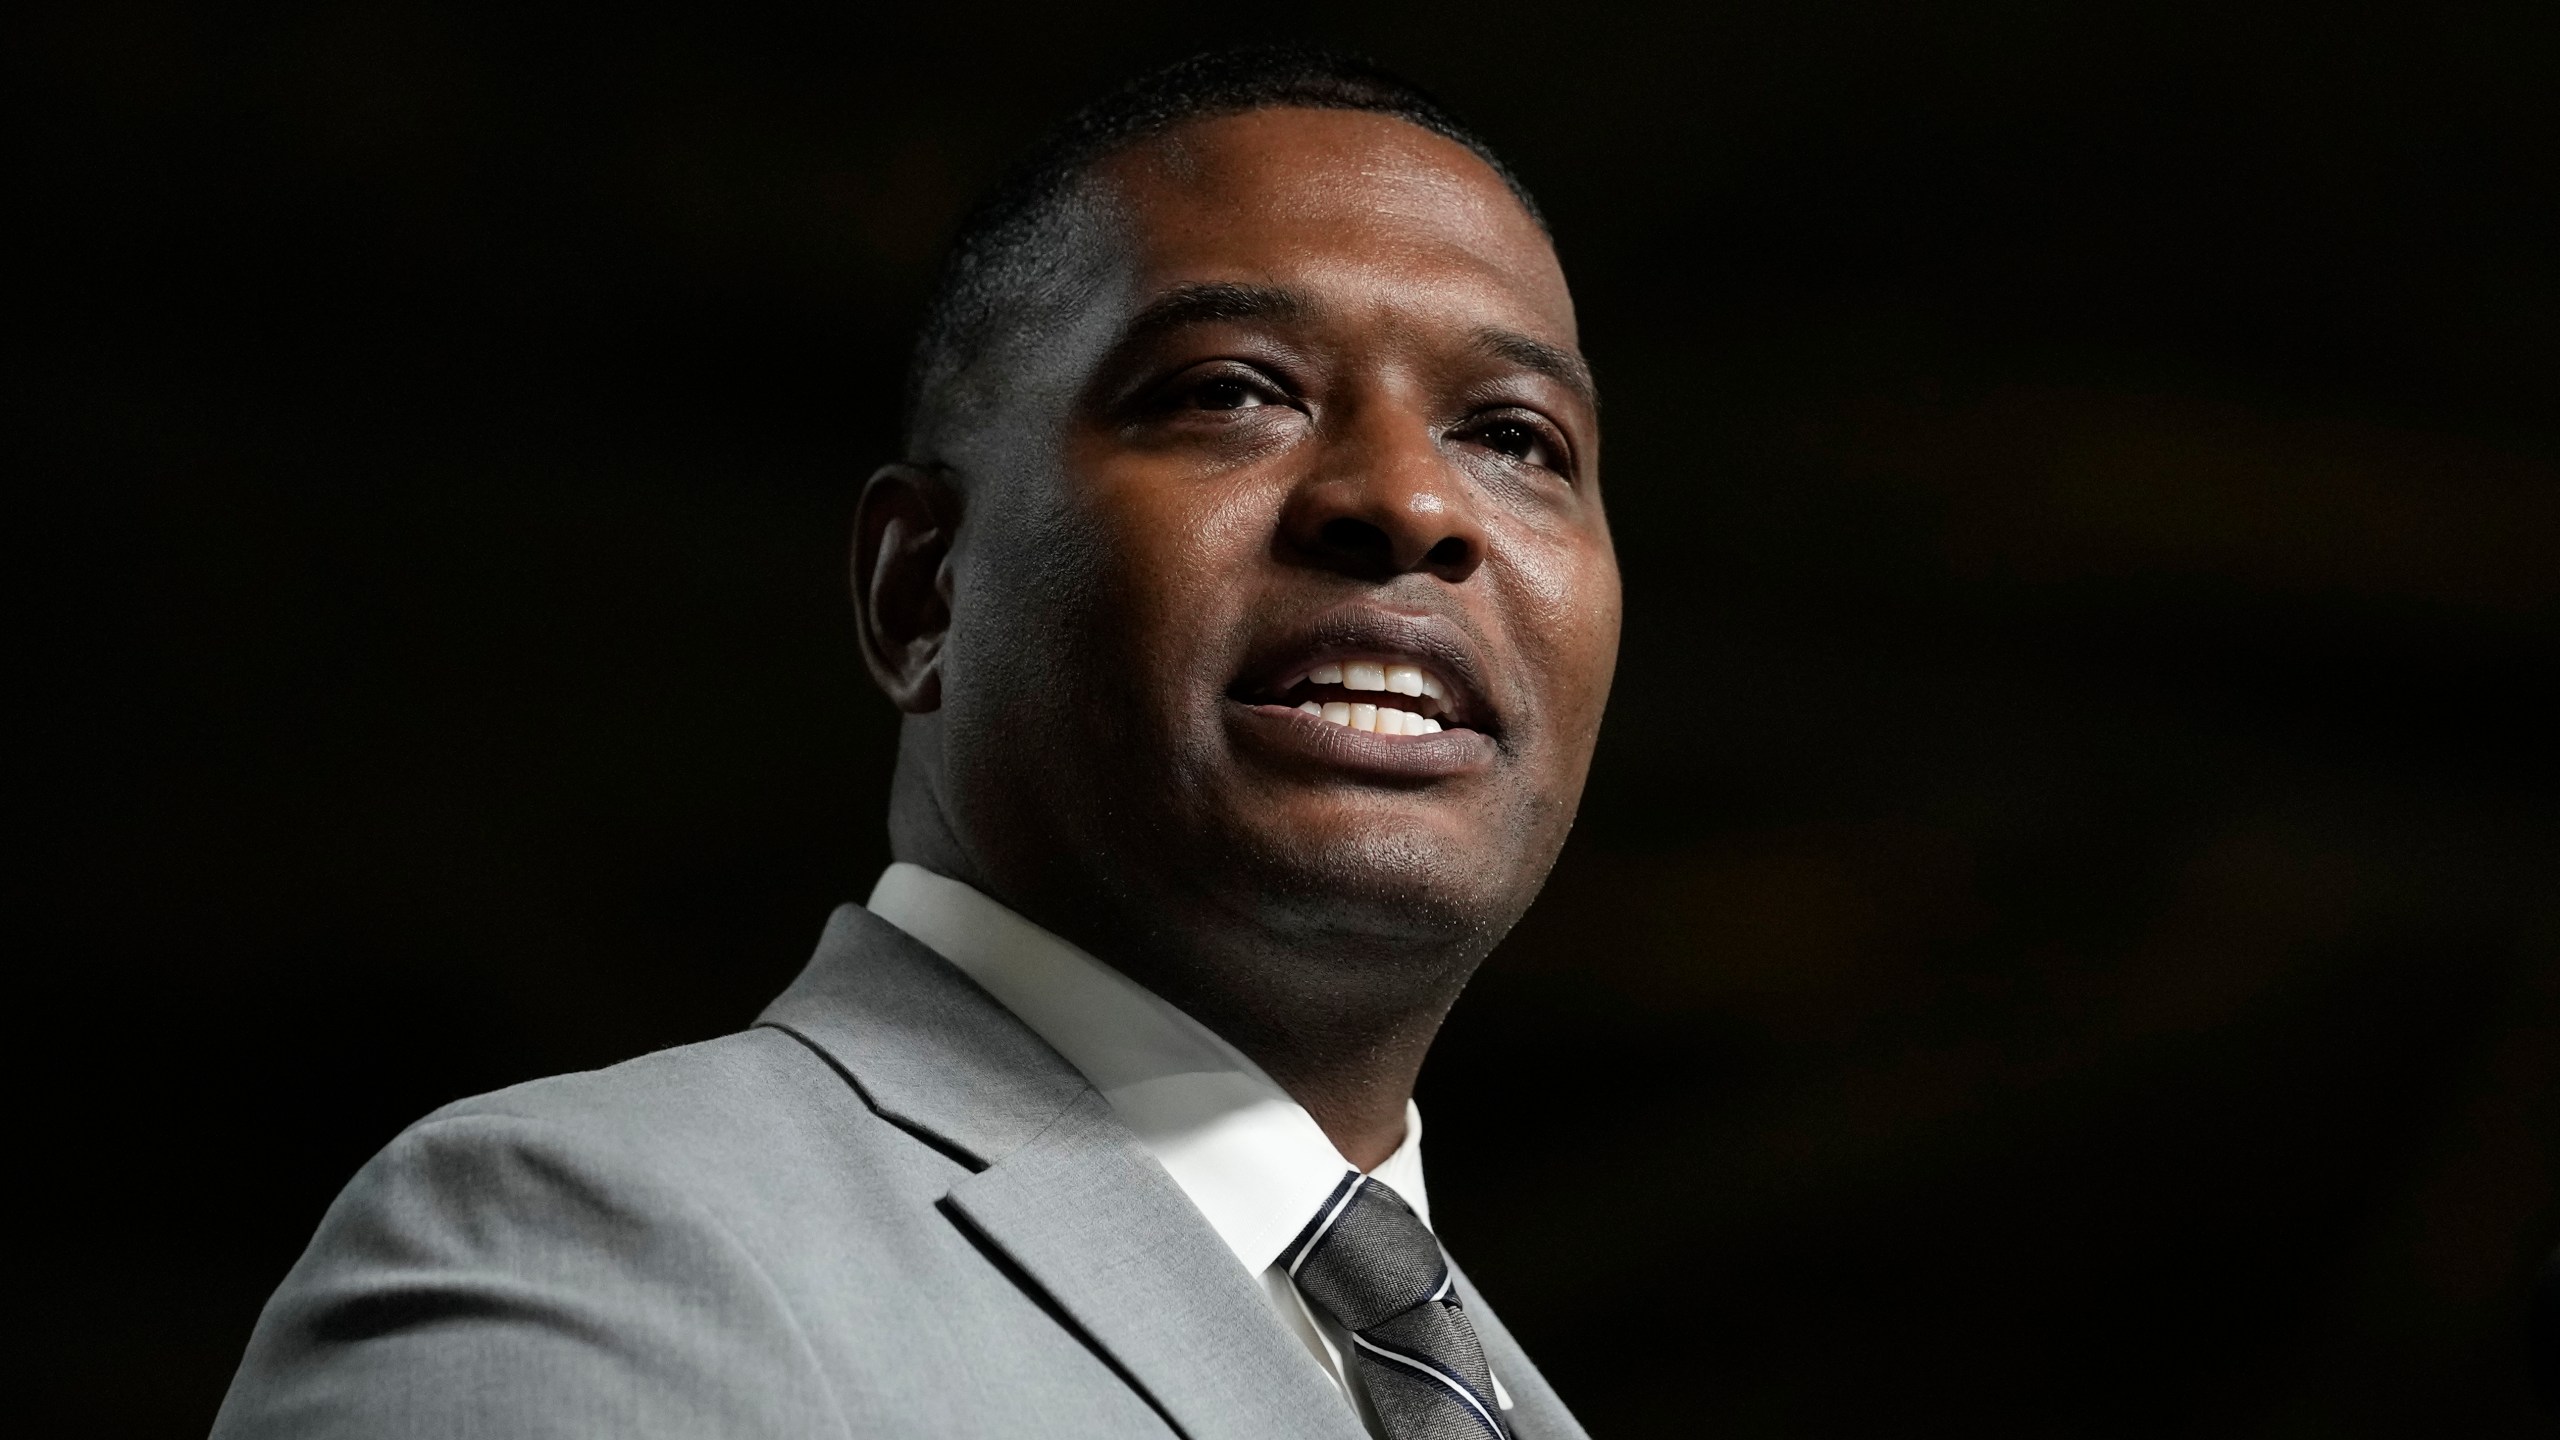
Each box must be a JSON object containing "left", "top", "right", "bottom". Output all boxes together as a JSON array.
[
  {"left": 1121, "top": 361, "right": 1304, "bottom": 441},
  {"left": 1176, "top": 368, "right": 1283, "bottom": 412},
  {"left": 1465, "top": 413, "right": 1568, "bottom": 474}
]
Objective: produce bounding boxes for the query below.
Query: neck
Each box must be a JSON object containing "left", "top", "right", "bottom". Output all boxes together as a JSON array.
[
  {"left": 886, "top": 748, "right": 1479, "bottom": 1172},
  {"left": 1108, "top": 937, "right": 1462, "bottom": 1172}
]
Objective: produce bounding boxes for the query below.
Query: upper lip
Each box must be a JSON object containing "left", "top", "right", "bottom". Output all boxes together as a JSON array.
[{"left": 1228, "top": 607, "right": 1500, "bottom": 734}]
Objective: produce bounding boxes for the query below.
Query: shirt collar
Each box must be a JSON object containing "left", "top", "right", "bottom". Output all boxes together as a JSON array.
[{"left": 864, "top": 862, "right": 1430, "bottom": 1276}]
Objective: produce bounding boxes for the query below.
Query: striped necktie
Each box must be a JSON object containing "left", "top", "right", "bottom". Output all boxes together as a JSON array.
[{"left": 1282, "top": 1173, "right": 1511, "bottom": 1440}]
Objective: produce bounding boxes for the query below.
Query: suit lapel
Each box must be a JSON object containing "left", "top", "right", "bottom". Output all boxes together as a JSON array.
[
  {"left": 947, "top": 1090, "right": 1366, "bottom": 1440},
  {"left": 759, "top": 905, "right": 1364, "bottom": 1440}
]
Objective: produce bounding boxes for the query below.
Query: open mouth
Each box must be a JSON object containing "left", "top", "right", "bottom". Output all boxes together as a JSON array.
[{"left": 1239, "top": 657, "right": 1475, "bottom": 737}]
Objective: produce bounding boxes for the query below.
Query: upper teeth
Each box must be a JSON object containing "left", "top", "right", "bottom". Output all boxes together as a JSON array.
[
  {"left": 1291, "top": 659, "right": 1451, "bottom": 736},
  {"left": 1304, "top": 661, "right": 1447, "bottom": 703}
]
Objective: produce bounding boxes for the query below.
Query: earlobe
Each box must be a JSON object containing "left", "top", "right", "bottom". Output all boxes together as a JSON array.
[{"left": 852, "top": 463, "right": 962, "bottom": 714}]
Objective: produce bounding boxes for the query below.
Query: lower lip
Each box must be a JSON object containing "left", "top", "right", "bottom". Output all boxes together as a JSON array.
[{"left": 1227, "top": 701, "right": 1499, "bottom": 780}]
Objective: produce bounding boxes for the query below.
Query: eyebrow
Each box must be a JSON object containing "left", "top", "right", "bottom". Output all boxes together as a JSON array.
[
  {"left": 1116, "top": 282, "right": 1310, "bottom": 349},
  {"left": 1475, "top": 329, "right": 1600, "bottom": 412},
  {"left": 1108, "top": 281, "right": 1599, "bottom": 412}
]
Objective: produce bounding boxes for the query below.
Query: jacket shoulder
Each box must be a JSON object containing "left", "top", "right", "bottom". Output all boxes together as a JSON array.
[
  {"left": 425, "top": 1024, "right": 875, "bottom": 1170},
  {"left": 211, "top": 1027, "right": 869, "bottom": 1440}
]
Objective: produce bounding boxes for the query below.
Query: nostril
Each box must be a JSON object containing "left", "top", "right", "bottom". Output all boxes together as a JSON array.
[
  {"left": 1424, "top": 536, "right": 1472, "bottom": 570},
  {"left": 1318, "top": 516, "right": 1393, "bottom": 562}
]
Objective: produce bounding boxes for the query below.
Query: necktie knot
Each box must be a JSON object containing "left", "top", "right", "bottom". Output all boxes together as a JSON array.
[
  {"left": 1284, "top": 1174, "right": 1510, "bottom": 1439},
  {"left": 1284, "top": 1174, "right": 1449, "bottom": 1329}
]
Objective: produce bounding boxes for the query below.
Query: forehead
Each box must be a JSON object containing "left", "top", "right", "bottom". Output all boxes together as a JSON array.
[{"left": 1083, "top": 107, "right": 1577, "bottom": 345}]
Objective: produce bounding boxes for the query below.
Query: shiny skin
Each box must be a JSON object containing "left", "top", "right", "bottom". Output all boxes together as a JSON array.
[{"left": 855, "top": 108, "right": 1620, "bottom": 1165}]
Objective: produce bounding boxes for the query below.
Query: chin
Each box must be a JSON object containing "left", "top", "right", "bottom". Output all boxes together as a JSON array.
[{"left": 1219, "top": 803, "right": 1539, "bottom": 954}]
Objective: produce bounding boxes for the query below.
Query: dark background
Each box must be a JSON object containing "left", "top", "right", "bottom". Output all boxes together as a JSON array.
[{"left": 22, "top": 3, "right": 2558, "bottom": 1435}]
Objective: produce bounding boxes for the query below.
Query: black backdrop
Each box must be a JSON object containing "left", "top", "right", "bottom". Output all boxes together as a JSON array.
[{"left": 22, "top": 4, "right": 2558, "bottom": 1435}]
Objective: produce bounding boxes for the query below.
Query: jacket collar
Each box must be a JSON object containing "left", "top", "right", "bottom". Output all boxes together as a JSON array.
[
  {"left": 861, "top": 862, "right": 1431, "bottom": 1275},
  {"left": 758, "top": 902, "right": 1087, "bottom": 1165},
  {"left": 756, "top": 904, "right": 1367, "bottom": 1440}
]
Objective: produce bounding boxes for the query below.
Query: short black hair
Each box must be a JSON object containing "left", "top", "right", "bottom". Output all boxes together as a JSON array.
[{"left": 902, "top": 46, "right": 1545, "bottom": 453}]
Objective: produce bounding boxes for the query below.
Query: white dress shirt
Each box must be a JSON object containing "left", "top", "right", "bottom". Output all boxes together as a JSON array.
[{"left": 864, "top": 863, "right": 1507, "bottom": 1433}]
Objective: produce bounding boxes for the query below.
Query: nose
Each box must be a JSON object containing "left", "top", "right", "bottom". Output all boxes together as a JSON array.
[{"left": 1279, "top": 409, "right": 1487, "bottom": 584}]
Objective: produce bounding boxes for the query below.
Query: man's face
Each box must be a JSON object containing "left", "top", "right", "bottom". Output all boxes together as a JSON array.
[{"left": 929, "top": 106, "right": 1620, "bottom": 955}]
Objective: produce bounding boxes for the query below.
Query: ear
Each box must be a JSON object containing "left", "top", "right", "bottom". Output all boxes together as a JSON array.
[{"left": 852, "top": 462, "right": 961, "bottom": 713}]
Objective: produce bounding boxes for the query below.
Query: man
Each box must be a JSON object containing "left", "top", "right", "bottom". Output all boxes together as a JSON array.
[{"left": 214, "top": 46, "right": 1617, "bottom": 1440}]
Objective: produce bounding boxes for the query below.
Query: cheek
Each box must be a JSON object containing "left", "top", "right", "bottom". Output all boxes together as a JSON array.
[
  {"left": 1500, "top": 529, "right": 1623, "bottom": 728},
  {"left": 937, "top": 483, "right": 1116, "bottom": 749},
  {"left": 1074, "top": 464, "right": 1282, "bottom": 690}
]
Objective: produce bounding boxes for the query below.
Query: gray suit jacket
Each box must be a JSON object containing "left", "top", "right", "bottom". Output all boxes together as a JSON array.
[{"left": 212, "top": 904, "right": 1589, "bottom": 1439}]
